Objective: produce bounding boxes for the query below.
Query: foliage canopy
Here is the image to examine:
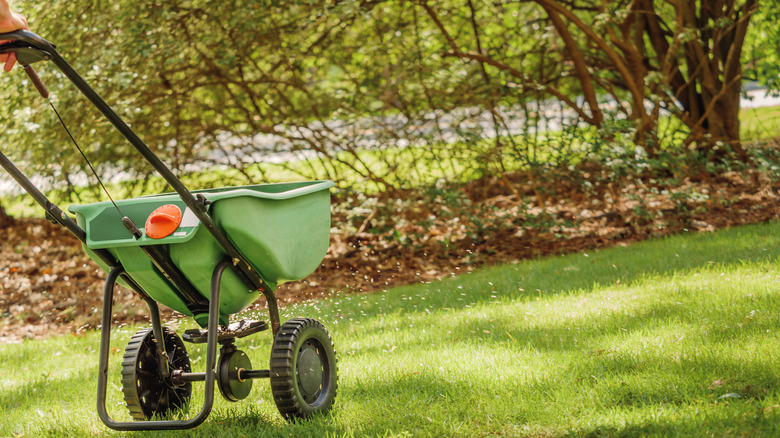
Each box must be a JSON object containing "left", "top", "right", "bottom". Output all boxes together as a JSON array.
[{"left": 0, "top": 0, "right": 776, "bottom": 197}]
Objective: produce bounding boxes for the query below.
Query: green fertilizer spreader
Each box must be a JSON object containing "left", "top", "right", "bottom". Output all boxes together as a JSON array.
[{"left": 0, "top": 31, "right": 338, "bottom": 430}]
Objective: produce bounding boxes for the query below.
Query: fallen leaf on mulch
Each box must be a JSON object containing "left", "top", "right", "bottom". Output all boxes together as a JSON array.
[{"left": 1, "top": 170, "right": 778, "bottom": 342}]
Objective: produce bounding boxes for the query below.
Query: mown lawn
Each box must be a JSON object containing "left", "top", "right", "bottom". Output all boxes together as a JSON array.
[{"left": 2, "top": 221, "right": 780, "bottom": 437}]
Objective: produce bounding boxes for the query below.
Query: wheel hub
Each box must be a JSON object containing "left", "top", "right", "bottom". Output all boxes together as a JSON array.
[
  {"left": 297, "top": 344, "right": 323, "bottom": 396},
  {"left": 121, "top": 327, "right": 192, "bottom": 420},
  {"left": 217, "top": 347, "right": 253, "bottom": 402}
]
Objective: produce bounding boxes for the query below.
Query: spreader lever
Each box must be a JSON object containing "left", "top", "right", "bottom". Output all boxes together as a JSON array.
[
  {"left": 22, "top": 64, "right": 48, "bottom": 98},
  {"left": 0, "top": 31, "right": 54, "bottom": 99}
]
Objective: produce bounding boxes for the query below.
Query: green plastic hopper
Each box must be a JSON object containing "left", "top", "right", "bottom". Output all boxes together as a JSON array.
[{"left": 69, "top": 180, "right": 334, "bottom": 326}]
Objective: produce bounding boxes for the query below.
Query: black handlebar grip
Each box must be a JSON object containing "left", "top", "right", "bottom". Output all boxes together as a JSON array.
[{"left": 22, "top": 64, "right": 49, "bottom": 98}]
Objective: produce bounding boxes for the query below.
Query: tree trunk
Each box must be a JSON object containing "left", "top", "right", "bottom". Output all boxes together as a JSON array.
[
  {"left": 688, "top": 66, "right": 747, "bottom": 160},
  {"left": 686, "top": 0, "right": 755, "bottom": 161},
  {"left": 0, "top": 201, "right": 13, "bottom": 226},
  {"left": 705, "top": 89, "right": 745, "bottom": 160},
  {"left": 634, "top": 115, "right": 660, "bottom": 157}
]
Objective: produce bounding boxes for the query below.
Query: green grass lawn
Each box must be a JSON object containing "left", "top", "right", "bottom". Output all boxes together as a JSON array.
[
  {"left": 2, "top": 222, "right": 780, "bottom": 437},
  {"left": 742, "top": 105, "right": 780, "bottom": 141}
]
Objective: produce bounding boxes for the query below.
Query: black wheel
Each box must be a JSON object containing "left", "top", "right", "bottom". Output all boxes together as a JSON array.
[
  {"left": 270, "top": 318, "right": 338, "bottom": 420},
  {"left": 121, "top": 327, "right": 192, "bottom": 420}
]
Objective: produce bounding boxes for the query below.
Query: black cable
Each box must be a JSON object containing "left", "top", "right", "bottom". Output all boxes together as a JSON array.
[{"left": 48, "top": 100, "right": 123, "bottom": 215}]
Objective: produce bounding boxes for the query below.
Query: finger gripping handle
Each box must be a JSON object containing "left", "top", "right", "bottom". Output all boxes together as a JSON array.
[{"left": 23, "top": 64, "right": 49, "bottom": 98}]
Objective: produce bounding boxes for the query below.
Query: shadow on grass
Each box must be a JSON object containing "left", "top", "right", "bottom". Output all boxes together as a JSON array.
[
  {"left": 12, "top": 222, "right": 780, "bottom": 437},
  {"left": 328, "top": 288, "right": 780, "bottom": 434},
  {"left": 333, "top": 349, "right": 780, "bottom": 437},
  {"left": 341, "top": 279, "right": 780, "bottom": 361},
  {"left": 0, "top": 366, "right": 94, "bottom": 411},
  {"left": 562, "top": 413, "right": 780, "bottom": 438},
  {"left": 322, "top": 221, "right": 780, "bottom": 331}
]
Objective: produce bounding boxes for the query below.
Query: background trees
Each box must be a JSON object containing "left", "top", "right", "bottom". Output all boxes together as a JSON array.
[
  {"left": 423, "top": 0, "right": 760, "bottom": 158},
  {"left": 0, "top": 0, "right": 774, "bottom": 198}
]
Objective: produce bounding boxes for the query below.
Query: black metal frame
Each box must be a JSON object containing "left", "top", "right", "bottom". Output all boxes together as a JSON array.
[
  {"left": 0, "top": 31, "right": 283, "bottom": 430},
  {"left": 96, "top": 259, "right": 227, "bottom": 430},
  {"left": 0, "top": 30, "right": 282, "bottom": 334}
]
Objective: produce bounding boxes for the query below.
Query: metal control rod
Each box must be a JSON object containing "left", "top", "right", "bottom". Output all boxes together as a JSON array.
[
  {"left": 0, "top": 150, "right": 154, "bottom": 301},
  {"left": 172, "top": 368, "right": 270, "bottom": 384}
]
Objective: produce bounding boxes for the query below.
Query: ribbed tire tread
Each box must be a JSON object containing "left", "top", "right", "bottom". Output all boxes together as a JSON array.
[
  {"left": 120, "top": 327, "right": 192, "bottom": 420},
  {"left": 270, "top": 318, "right": 338, "bottom": 420}
]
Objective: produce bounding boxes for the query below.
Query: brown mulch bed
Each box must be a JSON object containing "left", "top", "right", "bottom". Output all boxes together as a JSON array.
[{"left": 1, "top": 169, "right": 779, "bottom": 343}]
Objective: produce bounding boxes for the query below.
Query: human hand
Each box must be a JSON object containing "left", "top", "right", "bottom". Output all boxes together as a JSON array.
[{"left": 0, "top": 6, "right": 29, "bottom": 72}]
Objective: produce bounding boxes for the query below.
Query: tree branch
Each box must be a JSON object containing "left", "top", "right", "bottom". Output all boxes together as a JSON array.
[
  {"left": 542, "top": 4, "right": 603, "bottom": 125},
  {"left": 441, "top": 50, "right": 598, "bottom": 124},
  {"left": 534, "top": 0, "right": 644, "bottom": 115},
  {"left": 722, "top": 0, "right": 757, "bottom": 83}
]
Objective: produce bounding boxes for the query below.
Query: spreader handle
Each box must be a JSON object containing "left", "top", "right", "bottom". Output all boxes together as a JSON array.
[
  {"left": 22, "top": 64, "right": 48, "bottom": 98},
  {"left": 0, "top": 30, "right": 54, "bottom": 50},
  {"left": 0, "top": 31, "right": 54, "bottom": 98}
]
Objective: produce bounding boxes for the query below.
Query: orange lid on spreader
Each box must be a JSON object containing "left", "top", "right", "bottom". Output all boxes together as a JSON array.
[{"left": 145, "top": 204, "right": 183, "bottom": 239}]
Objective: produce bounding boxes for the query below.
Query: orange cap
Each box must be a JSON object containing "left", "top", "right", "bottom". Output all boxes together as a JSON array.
[{"left": 145, "top": 204, "right": 183, "bottom": 239}]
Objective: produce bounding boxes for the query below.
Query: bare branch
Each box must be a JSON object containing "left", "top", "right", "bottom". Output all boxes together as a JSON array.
[{"left": 542, "top": 4, "right": 603, "bottom": 124}]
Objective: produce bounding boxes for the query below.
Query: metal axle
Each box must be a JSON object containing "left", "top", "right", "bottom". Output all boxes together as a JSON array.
[{"left": 171, "top": 368, "right": 270, "bottom": 385}]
